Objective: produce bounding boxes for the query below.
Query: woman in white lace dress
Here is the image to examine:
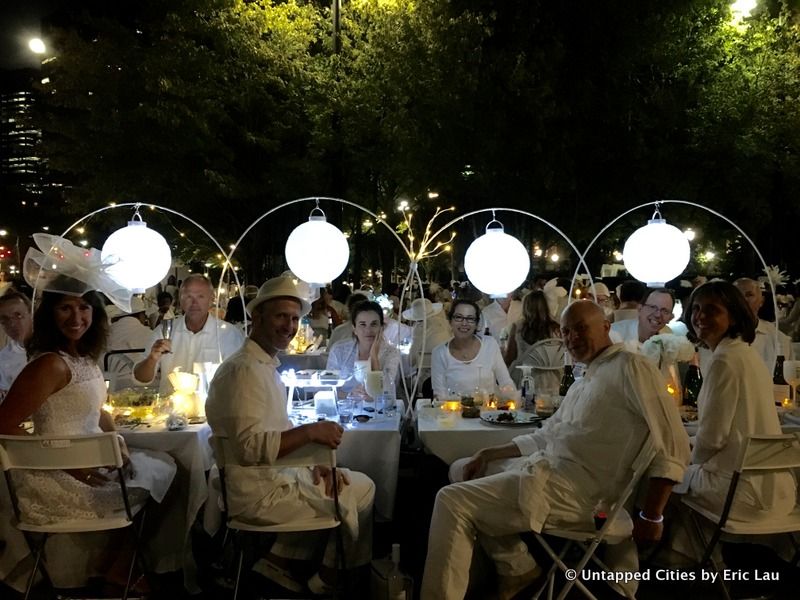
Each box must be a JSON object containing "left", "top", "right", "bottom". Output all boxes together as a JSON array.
[
  {"left": 0, "top": 288, "right": 176, "bottom": 589},
  {"left": 327, "top": 300, "right": 400, "bottom": 396}
]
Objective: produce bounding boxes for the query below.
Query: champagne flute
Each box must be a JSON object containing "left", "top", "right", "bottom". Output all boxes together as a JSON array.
[{"left": 161, "top": 318, "right": 174, "bottom": 354}]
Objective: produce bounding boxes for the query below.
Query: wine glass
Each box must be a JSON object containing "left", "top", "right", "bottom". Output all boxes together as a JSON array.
[
  {"left": 783, "top": 360, "right": 800, "bottom": 408},
  {"left": 161, "top": 318, "right": 174, "bottom": 354}
]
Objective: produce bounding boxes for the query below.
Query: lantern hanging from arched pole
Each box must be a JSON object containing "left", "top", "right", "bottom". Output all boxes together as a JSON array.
[
  {"left": 622, "top": 204, "right": 690, "bottom": 287},
  {"left": 464, "top": 214, "right": 530, "bottom": 298},
  {"left": 101, "top": 204, "right": 172, "bottom": 294},
  {"left": 284, "top": 202, "right": 350, "bottom": 287}
]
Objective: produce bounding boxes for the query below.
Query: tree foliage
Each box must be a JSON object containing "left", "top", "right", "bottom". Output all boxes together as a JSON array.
[{"left": 33, "top": 0, "right": 800, "bottom": 280}]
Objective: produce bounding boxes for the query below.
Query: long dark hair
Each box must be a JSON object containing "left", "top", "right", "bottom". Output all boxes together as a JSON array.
[
  {"left": 518, "top": 291, "right": 560, "bottom": 344},
  {"left": 683, "top": 280, "right": 756, "bottom": 347},
  {"left": 28, "top": 291, "right": 108, "bottom": 361}
]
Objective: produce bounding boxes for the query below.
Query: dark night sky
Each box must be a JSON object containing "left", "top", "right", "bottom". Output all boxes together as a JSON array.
[{"left": 0, "top": 1, "right": 63, "bottom": 69}]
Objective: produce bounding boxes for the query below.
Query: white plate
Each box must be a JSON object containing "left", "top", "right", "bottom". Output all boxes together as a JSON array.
[{"left": 480, "top": 410, "right": 542, "bottom": 426}]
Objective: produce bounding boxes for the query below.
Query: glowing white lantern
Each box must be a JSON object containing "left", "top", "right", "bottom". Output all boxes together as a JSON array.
[
  {"left": 464, "top": 221, "right": 530, "bottom": 298},
  {"left": 285, "top": 208, "right": 349, "bottom": 286},
  {"left": 102, "top": 219, "right": 172, "bottom": 293},
  {"left": 623, "top": 214, "right": 690, "bottom": 287}
]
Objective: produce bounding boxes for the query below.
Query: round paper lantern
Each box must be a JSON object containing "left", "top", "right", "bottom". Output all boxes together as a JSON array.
[
  {"left": 623, "top": 217, "right": 690, "bottom": 287},
  {"left": 285, "top": 212, "right": 349, "bottom": 286},
  {"left": 102, "top": 220, "right": 172, "bottom": 293},
  {"left": 464, "top": 222, "right": 530, "bottom": 297}
]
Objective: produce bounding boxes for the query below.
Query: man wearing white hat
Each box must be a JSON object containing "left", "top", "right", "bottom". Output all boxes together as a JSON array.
[
  {"left": 104, "top": 296, "right": 154, "bottom": 390},
  {"left": 206, "top": 275, "right": 375, "bottom": 595}
]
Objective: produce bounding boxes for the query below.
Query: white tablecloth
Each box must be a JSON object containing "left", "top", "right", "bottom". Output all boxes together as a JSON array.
[
  {"left": 416, "top": 406, "right": 540, "bottom": 465},
  {"left": 337, "top": 411, "right": 402, "bottom": 520},
  {"left": 120, "top": 423, "right": 213, "bottom": 593}
]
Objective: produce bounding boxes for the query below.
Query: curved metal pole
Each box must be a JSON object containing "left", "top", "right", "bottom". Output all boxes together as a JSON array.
[
  {"left": 226, "top": 196, "right": 412, "bottom": 337},
  {"left": 230, "top": 196, "right": 409, "bottom": 257},
  {"left": 582, "top": 199, "right": 779, "bottom": 355},
  {"left": 424, "top": 207, "right": 592, "bottom": 283},
  {"left": 45, "top": 202, "right": 241, "bottom": 364}
]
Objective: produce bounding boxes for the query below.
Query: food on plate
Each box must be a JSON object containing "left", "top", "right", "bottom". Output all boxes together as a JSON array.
[
  {"left": 496, "top": 411, "right": 516, "bottom": 423},
  {"left": 108, "top": 387, "right": 158, "bottom": 407}
]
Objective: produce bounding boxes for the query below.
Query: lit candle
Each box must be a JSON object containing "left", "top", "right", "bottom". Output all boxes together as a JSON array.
[
  {"left": 443, "top": 401, "right": 461, "bottom": 412},
  {"left": 507, "top": 400, "right": 516, "bottom": 410}
]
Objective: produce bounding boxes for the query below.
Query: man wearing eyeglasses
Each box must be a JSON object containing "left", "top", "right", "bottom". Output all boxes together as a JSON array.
[
  {"left": 610, "top": 288, "right": 674, "bottom": 348},
  {"left": 0, "top": 291, "right": 33, "bottom": 402}
]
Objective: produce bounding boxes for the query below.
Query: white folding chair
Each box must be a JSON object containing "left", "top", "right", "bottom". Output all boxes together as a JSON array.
[
  {"left": 682, "top": 433, "right": 800, "bottom": 600},
  {"left": 532, "top": 441, "right": 657, "bottom": 600},
  {"left": 0, "top": 432, "right": 149, "bottom": 600},
  {"left": 210, "top": 436, "right": 345, "bottom": 600}
]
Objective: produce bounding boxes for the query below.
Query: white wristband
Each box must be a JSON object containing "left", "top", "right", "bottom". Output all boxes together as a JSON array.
[{"left": 638, "top": 510, "right": 664, "bottom": 523}]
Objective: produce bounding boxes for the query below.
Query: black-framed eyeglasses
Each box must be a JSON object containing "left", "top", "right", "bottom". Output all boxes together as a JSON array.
[
  {"left": 643, "top": 303, "right": 672, "bottom": 318},
  {"left": 451, "top": 314, "right": 477, "bottom": 324}
]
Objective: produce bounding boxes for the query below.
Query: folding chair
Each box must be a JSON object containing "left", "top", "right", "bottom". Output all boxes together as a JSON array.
[
  {"left": 0, "top": 432, "right": 149, "bottom": 600},
  {"left": 510, "top": 338, "right": 565, "bottom": 387},
  {"left": 210, "top": 436, "right": 345, "bottom": 600},
  {"left": 532, "top": 441, "right": 658, "bottom": 600},
  {"left": 682, "top": 433, "right": 800, "bottom": 600}
]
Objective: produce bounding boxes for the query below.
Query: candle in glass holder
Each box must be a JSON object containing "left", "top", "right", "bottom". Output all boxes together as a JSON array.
[{"left": 443, "top": 401, "right": 461, "bottom": 412}]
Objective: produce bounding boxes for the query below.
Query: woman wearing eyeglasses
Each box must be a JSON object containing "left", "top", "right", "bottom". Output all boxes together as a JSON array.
[{"left": 431, "top": 299, "right": 514, "bottom": 399}]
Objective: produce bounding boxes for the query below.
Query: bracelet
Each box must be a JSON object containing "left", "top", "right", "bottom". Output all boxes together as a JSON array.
[{"left": 638, "top": 510, "right": 664, "bottom": 524}]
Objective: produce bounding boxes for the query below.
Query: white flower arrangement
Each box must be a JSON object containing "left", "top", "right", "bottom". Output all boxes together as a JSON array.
[
  {"left": 374, "top": 293, "right": 395, "bottom": 314},
  {"left": 641, "top": 334, "right": 695, "bottom": 366},
  {"left": 764, "top": 265, "right": 788, "bottom": 288}
]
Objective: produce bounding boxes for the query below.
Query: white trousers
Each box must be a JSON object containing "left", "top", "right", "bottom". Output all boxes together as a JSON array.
[
  {"left": 421, "top": 471, "right": 538, "bottom": 600},
  {"left": 269, "top": 471, "right": 375, "bottom": 568},
  {"left": 429, "top": 458, "right": 641, "bottom": 600}
]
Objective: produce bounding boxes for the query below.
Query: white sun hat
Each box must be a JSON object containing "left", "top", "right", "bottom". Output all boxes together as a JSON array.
[
  {"left": 246, "top": 275, "right": 312, "bottom": 316},
  {"left": 402, "top": 298, "right": 443, "bottom": 321}
]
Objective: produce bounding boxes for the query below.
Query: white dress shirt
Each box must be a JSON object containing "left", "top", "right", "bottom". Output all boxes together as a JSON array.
[
  {"left": 751, "top": 318, "right": 793, "bottom": 374},
  {"left": 0, "top": 340, "right": 27, "bottom": 401},
  {"left": 136, "top": 314, "right": 244, "bottom": 395}
]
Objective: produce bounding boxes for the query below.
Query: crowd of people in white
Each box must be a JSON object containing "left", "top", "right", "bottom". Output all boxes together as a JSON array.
[{"left": 0, "top": 260, "right": 799, "bottom": 598}]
